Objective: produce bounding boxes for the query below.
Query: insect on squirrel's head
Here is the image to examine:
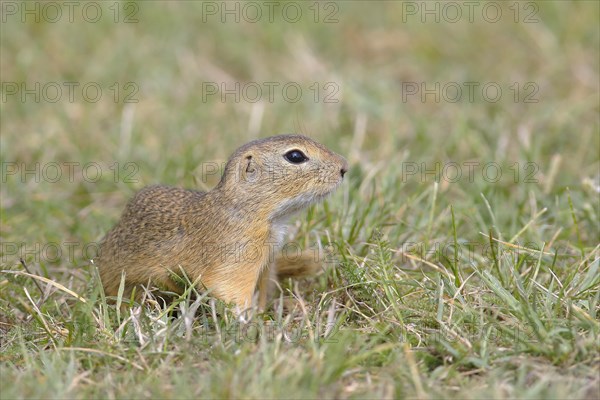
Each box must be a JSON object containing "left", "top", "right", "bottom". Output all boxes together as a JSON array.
[{"left": 218, "top": 134, "right": 348, "bottom": 219}]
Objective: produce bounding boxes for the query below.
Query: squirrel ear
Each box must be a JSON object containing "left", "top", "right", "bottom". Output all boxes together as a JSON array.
[
  {"left": 242, "top": 155, "right": 259, "bottom": 182},
  {"left": 245, "top": 155, "right": 255, "bottom": 173}
]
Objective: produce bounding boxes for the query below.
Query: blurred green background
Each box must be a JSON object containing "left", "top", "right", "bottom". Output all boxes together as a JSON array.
[{"left": 2, "top": 1, "right": 598, "bottom": 244}]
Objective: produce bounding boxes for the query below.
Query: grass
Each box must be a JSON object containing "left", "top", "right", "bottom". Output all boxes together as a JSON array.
[{"left": 1, "top": 1, "right": 599, "bottom": 399}]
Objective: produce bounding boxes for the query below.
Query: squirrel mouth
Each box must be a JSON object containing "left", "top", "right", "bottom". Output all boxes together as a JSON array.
[
  {"left": 269, "top": 174, "right": 343, "bottom": 221},
  {"left": 271, "top": 189, "right": 333, "bottom": 221}
]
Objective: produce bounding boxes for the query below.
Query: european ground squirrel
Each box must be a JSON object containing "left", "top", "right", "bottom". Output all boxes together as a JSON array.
[{"left": 96, "top": 134, "right": 348, "bottom": 312}]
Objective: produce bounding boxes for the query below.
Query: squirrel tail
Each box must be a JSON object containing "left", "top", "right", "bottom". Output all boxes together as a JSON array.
[{"left": 275, "top": 253, "right": 323, "bottom": 280}]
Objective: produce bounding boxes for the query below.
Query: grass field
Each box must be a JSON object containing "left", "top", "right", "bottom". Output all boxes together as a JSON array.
[{"left": 1, "top": 1, "right": 599, "bottom": 399}]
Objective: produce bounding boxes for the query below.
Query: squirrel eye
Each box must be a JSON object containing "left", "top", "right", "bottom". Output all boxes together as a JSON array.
[{"left": 284, "top": 149, "right": 309, "bottom": 164}]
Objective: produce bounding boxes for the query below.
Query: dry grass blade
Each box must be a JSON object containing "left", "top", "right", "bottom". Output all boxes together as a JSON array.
[
  {"left": 57, "top": 347, "right": 144, "bottom": 371},
  {"left": 2, "top": 270, "right": 87, "bottom": 303}
]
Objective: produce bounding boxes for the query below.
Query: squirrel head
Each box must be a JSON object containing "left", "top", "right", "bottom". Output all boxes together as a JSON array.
[{"left": 217, "top": 134, "right": 348, "bottom": 221}]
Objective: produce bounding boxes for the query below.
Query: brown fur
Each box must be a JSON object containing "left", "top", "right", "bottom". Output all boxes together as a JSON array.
[{"left": 96, "top": 135, "right": 347, "bottom": 311}]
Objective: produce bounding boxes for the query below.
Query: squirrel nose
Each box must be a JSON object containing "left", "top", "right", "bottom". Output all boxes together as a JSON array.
[{"left": 340, "top": 159, "right": 349, "bottom": 178}]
